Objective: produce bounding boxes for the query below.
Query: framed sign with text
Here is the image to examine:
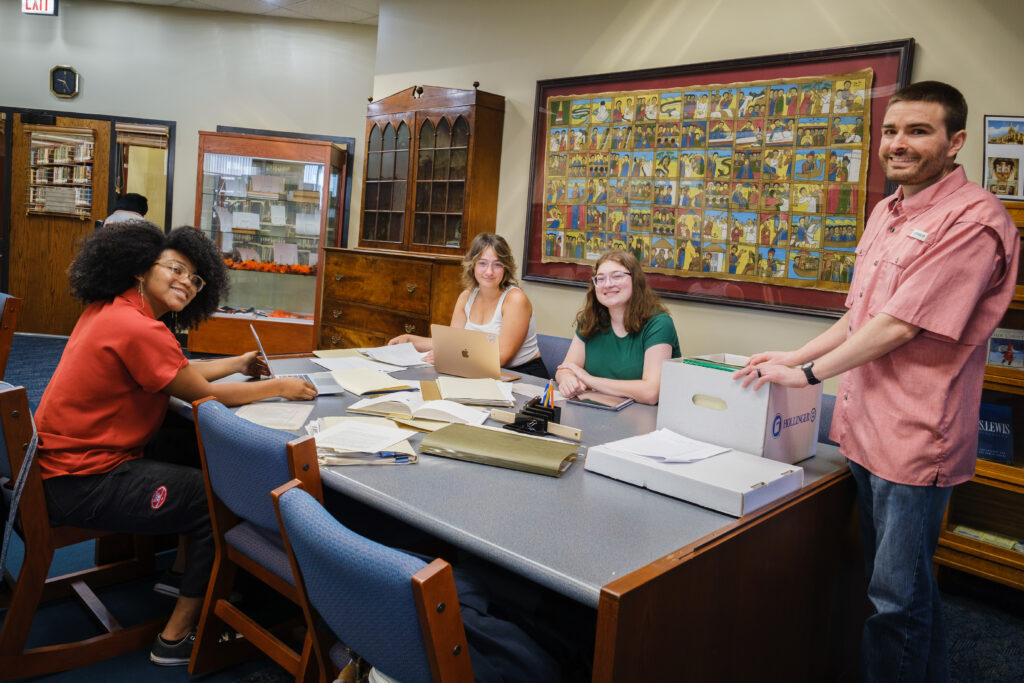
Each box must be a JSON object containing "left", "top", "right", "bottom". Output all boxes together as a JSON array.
[{"left": 522, "top": 39, "right": 914, "bottom": 317}]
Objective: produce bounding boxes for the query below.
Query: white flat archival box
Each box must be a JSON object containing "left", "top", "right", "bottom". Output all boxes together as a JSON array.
[{"left": 585, "top": 445, "right": 804, "bottom": 517}]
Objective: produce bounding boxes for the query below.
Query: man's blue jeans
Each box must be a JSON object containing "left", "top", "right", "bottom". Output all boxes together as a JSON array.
[{"left": 848, "top": 461, "right": 953, "bottom": 683}]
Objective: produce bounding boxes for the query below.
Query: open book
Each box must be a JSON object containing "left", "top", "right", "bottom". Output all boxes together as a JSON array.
[
  {"left": 348, "top": 393, "right": 488, "bottom": 426},
  {"left": 424, "top": 377, "right": 514, "bottom": 407},
  {"left": 419, "top": 424, "right": 579, "bottom": 477}
]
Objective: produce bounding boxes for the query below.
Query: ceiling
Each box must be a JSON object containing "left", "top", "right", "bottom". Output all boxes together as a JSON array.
[{"left": 102, "top": 0, "right": 379, "bottom": 26}]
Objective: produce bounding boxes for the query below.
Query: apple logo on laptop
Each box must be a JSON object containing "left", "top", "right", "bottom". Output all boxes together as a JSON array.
[{"left": 461, "top": 348, "right": 470, "bottom": 358}]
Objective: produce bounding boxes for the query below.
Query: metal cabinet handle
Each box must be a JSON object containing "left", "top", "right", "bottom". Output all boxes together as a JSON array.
[
  {"left": 334, "top": 273, "right": 344, "bottom": 281},
  {"left": 332, "top": 309, "right": 343, "bottom": 319},
  {"left": 404, "top": 323, "right": 416, "bottom": 333},
  {"left": 406, "top": 283, "right": 417, "bottom": 293},
  {"left": 330, "top": 336, "right": 340, "bottom": 345}
]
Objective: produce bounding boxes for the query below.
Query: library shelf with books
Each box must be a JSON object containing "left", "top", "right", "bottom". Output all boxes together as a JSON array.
[
  {"left": 26, "top": 127, "right": 95, "bottom": 218},
  {"left": 934, "top": 200, "right": 1024, "bottom": 591}
]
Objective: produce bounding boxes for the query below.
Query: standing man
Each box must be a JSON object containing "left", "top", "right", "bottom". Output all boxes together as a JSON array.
[
  {"left": 103, "top": 192, "right": 149, "bottom": 226},
  {"left": 735, "top": 81, "right": 1019, "bottom": 681}
]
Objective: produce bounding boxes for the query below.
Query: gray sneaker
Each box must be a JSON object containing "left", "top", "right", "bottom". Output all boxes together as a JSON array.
[{"left": 150, "top": 629, "right": 196, "bottom": 666}]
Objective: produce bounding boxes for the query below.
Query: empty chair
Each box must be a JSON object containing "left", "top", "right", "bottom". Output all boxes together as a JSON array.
[
  {"left": 272, "top": 477, "right": 474, "bottom": 683},
  {"left": 0, "top": 382, "right": 161, "bottom": 679},
  {"left": 536, "top": 334, "right": 571, "bottom": 379},
  {"left": 189, "top": 397, "right": 325, "bottom": 680}
]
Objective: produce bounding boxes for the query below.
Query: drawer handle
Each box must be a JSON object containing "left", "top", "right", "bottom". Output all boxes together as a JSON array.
[
  {"left": 404, "top": 323, "right": 416, "bottom": 333},
  {"left": 332, "top": 308, "right": 343, "bottom": 319},
  {"left": 406, "top": 283, "right": 418, "bottom": 293},
  {"left": 330, "top": 335, "right": 340, "bottom": 345},
  {"left": 334, "top": 273, "right": 344, "bottom": 281}
]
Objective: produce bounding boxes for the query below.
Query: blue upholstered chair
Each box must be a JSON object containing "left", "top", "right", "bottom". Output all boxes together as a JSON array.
[
  {"left": 189, "top": 397, "right": 330, "bottom": 680},
  {"left": 272, "top": 479, "right": 474, "bottom": 683},
  {"left": 0, "top": 294, "right": 22, "bottom": 380},
  {"left": 536, "top": 334, "right": 572, "bottom": 379},
  {"left": 0, "top": 382, "right": 162, "bottom": 677}
]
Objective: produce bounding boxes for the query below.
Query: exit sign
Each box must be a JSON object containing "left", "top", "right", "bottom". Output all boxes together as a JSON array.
[{"left": 23, "top": 0, "right": 59, "bottom": 15}]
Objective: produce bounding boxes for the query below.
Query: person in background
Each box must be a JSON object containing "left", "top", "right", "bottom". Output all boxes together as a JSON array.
[
  {"left": 103, "top": 192, "right": 149, "bottom": 226},
  {"left": 734, "top": 81, "right": 1019, "bottom": 681},
  {"left": 388, "top": 233, "right": 547, "bottom": 378},
  {"left": 556, "top": 249, "right": 680, "bottom": 405},
  {"left": 35, "top": 221, "right": 315, "bottom": 667}
]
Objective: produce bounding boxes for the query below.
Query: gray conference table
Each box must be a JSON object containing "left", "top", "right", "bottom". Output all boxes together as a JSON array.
[{"left": 233, "top": 357, "right": 867, "bottom": 682}]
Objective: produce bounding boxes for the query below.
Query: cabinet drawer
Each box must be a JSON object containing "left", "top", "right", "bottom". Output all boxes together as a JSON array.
[
  {"left": 322, "top": 300, "right": 429, "bottom": 338},
  {"left": 323, "top": 251, "right": 433, "bottom": 314},
  {"left": 320, "top": 323, "right": 387, "bottom": 350}
]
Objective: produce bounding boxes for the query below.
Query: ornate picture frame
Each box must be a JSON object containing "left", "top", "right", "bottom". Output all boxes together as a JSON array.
[{"left": 522, "top": 39, "right": 914, "bottom": 317}]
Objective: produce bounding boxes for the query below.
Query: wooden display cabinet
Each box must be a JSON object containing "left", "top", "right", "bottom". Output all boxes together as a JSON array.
[
  {"left": 934, "top": 200, "right": 1024, "bottom": 590},
  {"left": 317, "top": 85, "right": 505, "bottom": 350},
  {"left": 358, "top": 85, "right": 505, "bottom": 255},
  {"left": 189, "top": 131, "right": 348, "bottom": 355}
]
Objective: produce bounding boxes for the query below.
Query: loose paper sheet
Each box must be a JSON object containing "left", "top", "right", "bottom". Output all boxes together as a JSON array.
[
  {"left": 600, "top": 428, "right": 730, "bottom": 463},
  {"left": 235, "top": 402, "right": 314, "bottom": 432},
  {"left": 361, "top": 343, "right": 431, "bottom": 367}
]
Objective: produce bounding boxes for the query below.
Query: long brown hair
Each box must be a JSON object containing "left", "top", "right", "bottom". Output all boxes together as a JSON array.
[
  {"left": 460, "top": 233, "right": 519, "bottom": 291},
  {"left": 575, "top": 250, "right": 667, "bottom": 338}
]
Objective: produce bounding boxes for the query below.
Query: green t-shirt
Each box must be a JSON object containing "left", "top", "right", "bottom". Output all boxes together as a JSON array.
[{"left": 578, "top": 312, "right": 681, "bottom": 380}]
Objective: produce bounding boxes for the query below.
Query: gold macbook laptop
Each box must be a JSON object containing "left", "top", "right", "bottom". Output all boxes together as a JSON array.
[{"left": 431, "top": 324, "right": 503, "bottom": 380}]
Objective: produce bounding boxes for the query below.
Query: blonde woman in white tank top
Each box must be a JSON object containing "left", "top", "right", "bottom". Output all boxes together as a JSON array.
[{"left": 388, "top": 234, "right": 547, "bottom": 378}]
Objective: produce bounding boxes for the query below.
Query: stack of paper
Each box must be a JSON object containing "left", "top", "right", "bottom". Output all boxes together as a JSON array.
[
  {"left": 428, "top": 377, "right": 514, "bottom": 407},
  {"left": 361, "top": 343, "right": 430, "bottom": 367},
  {"left": 310, "top": 417, "right": 417, "bottom": 466},
  {"left": 312, "top": 355, "right": 404, "bottom": 373}
]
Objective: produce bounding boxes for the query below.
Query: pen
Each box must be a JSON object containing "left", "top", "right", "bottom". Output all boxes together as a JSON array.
[{"left": 377, "top": 451, "right": 410, "bottom": 463}]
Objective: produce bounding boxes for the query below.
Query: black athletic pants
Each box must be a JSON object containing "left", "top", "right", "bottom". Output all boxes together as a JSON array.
[{"left": 42, "top": 413, "right": 213, "bottom": 598}]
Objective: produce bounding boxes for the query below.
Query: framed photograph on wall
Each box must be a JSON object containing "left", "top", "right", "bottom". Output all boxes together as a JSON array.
[
  {"left": 984, "top": 115, "right": 1024, "bottom": 201},
  {"left": 522, "top": 39, "right": 915, "bottom": 318}
]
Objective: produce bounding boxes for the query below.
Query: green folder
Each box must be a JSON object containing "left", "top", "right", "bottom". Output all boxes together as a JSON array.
[{"left": 419, "top": 424, "right": 579, "bottom": 477}]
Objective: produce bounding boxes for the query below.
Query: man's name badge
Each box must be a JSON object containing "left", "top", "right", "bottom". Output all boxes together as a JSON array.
[{"left": 909, "top": 229, "right": 928, "bottom": 242}]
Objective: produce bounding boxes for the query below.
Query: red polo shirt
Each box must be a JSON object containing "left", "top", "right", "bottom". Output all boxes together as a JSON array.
[
  {"left": 831, "top": 166, "right": 1019, "bottom": 486},
  {"left": 36, "top": 288, "right": 189, "bottom": 479}
]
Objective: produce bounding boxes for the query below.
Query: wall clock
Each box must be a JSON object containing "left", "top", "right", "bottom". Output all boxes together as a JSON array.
[{"left": 49, "top": 65, "right": 79, "bottom": 99}]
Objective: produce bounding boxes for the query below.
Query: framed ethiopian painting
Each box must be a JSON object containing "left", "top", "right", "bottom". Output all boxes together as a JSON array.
[{"left": 522, "top": 39, "right": 915, "bottom": 317}]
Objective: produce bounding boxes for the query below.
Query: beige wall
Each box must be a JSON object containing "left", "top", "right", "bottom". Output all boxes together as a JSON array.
[
  {"left": 374, "top": 0, "right": 1024, "bottom": 384},
  {"left": 0, "top": 0, "right": 376, "bottom": 229}
]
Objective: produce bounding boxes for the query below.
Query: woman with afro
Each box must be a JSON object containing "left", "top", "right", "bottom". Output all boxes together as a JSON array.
[{"left": 34, "top": 221, "right": 316, "bottom": 666}]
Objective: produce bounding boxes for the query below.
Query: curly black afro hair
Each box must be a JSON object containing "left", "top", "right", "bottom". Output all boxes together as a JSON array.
[{"left": 68, "top": 220, "right": 229, "bottom": 330}]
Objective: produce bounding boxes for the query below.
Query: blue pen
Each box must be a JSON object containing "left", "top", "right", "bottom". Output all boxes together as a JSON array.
[
  {"left": 541, "top": 380, "right": 552, "bottom": 408},
  {"left": 377, "top": 451, "right": 410, "bottom": 464}
]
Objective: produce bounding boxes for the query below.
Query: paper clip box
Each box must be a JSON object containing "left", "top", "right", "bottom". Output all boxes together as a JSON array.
[{"left": 656, "top": 353, "right": 823, "bottom": 465}]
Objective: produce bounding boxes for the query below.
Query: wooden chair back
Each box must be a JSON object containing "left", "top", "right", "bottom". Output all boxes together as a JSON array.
[{"left": 0, "top": 383, "right": 161, "bottom": 679}]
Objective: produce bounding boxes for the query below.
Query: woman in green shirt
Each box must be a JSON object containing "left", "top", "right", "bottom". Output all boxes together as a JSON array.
[{"left": 556, "top": 250, "right": 680, "bottom": 404}]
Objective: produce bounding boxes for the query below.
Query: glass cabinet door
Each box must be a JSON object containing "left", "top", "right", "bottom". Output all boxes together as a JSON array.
[
  {"left": 413, "top": 115, "right": 469, "bottom": 249},
  {"left": 199, "top": 153, "right": 325, "bottom": 318},
  {"left": 362, "top": 119, "right": 410, "bottom": 246}
]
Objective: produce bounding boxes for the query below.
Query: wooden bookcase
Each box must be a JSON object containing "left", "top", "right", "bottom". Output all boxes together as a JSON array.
[
  {"left": 934, "top": 200, "right": 1024, "bottom": 590},
  {"left": 317, "top": 85, "right": 505, "bottom": 350}
]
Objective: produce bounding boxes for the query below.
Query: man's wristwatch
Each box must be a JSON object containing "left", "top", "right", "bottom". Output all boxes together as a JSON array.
[{"left": 800, "top": 361, "right": 820, "bottom": 386}]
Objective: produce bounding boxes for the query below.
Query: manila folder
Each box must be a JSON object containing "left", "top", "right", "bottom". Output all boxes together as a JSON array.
[{"left": 419, "top": 424, "right": 578, "bottom": 477}]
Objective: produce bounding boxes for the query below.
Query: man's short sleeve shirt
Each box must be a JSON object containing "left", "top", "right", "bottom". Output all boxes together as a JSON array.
[{"left": 832, "top": 167, "right": 1019, "bottom": 485}]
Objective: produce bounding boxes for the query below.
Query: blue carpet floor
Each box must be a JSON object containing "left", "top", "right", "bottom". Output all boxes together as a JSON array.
[{"left": 4, "top": 332, "right": 1024, "bottom": 681}]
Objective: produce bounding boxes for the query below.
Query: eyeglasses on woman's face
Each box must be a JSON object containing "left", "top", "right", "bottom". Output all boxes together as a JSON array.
[
  {"left": 154, "top": 259, "right": 205, "bottom": 292},
  {"left": 592, "top": 271, "right": 631, "bottom": 287},
  {"left": 475, "top": 258, "right": 505, "bottom": 272}
]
